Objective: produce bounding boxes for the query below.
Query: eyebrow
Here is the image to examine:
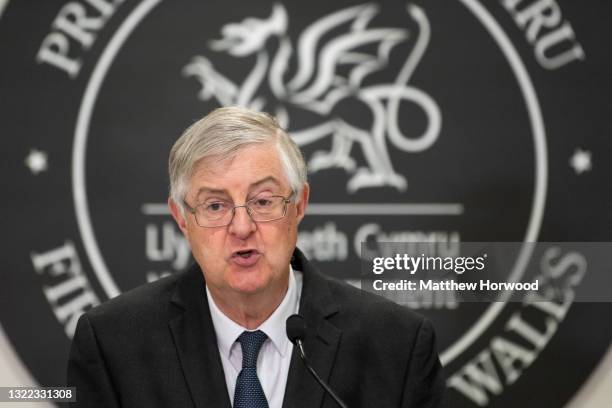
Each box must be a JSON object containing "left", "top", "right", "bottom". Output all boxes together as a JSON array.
[{"left": 194, "top": 176, "right": 283, "bottom": 199}]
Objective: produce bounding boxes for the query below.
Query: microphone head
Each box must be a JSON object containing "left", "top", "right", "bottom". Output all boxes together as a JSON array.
[{"left": 286, "top": 314, "right": 307, "bottom": 344}]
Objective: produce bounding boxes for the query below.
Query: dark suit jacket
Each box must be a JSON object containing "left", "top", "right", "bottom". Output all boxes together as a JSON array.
[{"left": 67, "top": 249, "right": 445, "bottom": 407}]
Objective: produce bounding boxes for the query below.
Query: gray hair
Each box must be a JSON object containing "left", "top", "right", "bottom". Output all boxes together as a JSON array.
[{"left": 169, "top": 106, "right": 307, "bottom": 210}]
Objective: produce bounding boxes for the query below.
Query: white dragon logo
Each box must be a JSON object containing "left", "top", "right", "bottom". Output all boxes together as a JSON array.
[{"left": 183, "top": 2, "right": 441, "bottom": 192}]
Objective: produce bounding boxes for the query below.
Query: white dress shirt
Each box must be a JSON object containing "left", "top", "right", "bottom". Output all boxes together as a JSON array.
[{"left": 206, "top": 266, "right": 303, "bottom": 408}]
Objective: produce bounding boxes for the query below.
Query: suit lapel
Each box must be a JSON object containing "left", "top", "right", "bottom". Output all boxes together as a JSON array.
[
  {"left": 168, "top": 265, "right": 232, "bottom": 408},
  {"left": 283, "top": 250, "right": 342, "bottom": 408}
]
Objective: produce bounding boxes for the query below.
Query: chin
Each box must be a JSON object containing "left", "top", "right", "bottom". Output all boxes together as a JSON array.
[{"left": 228, "top": 273, "right": 271, "bottom": 295}]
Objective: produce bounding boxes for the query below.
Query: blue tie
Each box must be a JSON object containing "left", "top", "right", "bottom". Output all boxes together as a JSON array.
[{"left": 233, "top": 330, "right": 269, "bottom": 408}]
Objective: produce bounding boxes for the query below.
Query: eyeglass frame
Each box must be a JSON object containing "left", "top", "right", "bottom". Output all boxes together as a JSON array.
[{"left": 182, "top": 192, "right": 295, "bottom": 228}]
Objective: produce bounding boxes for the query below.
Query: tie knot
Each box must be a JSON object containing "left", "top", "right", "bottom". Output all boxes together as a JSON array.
[{"left": 237, "top": 330, "right": 268, "bottom": 368}]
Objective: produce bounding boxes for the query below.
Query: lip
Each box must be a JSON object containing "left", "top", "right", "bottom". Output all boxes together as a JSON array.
[{"left": 230, "top": 249, "right": 261, "bottom": 268}]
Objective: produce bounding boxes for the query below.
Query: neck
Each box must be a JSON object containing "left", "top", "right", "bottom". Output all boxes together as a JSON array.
[{"left": 208, "top": 277, "right": 289, "bottom": 330}]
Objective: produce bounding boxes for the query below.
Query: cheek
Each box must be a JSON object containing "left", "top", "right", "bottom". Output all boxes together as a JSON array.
[
  {"left": 187, "top": 228, "right": 224, "bottom": 261},
  {"left": 285, "top": 216, "right": 298, "bottom": 242},
  {"left": 270, "top": 222, "right": 298, "bottom": 261}
]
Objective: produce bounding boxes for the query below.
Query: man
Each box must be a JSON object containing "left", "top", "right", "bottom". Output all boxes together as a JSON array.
[{"left": 67, "top": 107, "right": 445, "bottom": 407}]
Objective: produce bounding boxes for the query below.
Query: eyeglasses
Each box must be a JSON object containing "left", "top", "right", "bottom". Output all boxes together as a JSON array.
[{"left": 183, "top": 193, "right": 294, "bottom": 228}]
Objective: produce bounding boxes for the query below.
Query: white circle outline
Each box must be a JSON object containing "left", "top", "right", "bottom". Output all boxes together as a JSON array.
[
  {"left": 72, "top": 0, "right": 547, "bottom": 366},
  {"left": 441, "top": 0, "right": 547, "bottom": 365},
  {"left": 73, "top": 0, "right": 162, "bottom": 299}
]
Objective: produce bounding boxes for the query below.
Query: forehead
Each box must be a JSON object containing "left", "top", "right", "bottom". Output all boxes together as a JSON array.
[{"left": 188, "top": 143, "right": 289, "bottom": 197}]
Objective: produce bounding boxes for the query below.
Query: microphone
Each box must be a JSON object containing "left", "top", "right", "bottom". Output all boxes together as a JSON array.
[{"left": 286, "top": 314, "right": 348, "bottom": 408}]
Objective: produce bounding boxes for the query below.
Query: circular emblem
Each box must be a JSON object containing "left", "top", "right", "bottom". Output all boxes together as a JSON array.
[{"left": 2, "top": 1, "right": 610, "bottom": 406}]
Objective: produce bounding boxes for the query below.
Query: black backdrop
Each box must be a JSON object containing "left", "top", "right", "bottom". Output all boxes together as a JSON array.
[{"left": 1, "top": 1, "right": 611, "bottom": 406}]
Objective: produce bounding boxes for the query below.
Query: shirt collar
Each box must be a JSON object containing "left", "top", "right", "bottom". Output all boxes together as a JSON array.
[
  {"left": 258, "top": 265, "right": 298, "bottom": 357},
  {"left": 206, "top": 265, "right": 299, "bottom": 359}
]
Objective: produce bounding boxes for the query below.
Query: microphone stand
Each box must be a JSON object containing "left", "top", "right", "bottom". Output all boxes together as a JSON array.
[{"left": 294, "top": 339, "right": 348, "bottom": 408}]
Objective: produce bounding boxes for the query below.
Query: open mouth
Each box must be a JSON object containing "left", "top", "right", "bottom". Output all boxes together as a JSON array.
[
  {"left": 231, "top": 249, "right": 261, "bottom": 267},
  {"left": 235, "top": 249, "right": 256, "bottom": 258}
]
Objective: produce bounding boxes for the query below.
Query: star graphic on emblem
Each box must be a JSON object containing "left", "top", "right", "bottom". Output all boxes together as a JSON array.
[
  {"left": 25, "top": 149, "right": 49, "bottom": 175},
  {"left": 569, "top": 148, "right": 592, "bottom": 175}
]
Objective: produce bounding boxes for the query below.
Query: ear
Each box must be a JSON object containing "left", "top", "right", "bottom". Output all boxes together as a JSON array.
[
  {"left": 168, "top": 197, "right": 190, "bottom": 238},
  {"left": 295, "top": 183, "right": 309, "bottom": 225}
]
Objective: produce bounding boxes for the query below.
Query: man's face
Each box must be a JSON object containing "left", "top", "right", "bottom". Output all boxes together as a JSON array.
[{"left": 169, "top": 143, "right": 308, "bottom": 300}]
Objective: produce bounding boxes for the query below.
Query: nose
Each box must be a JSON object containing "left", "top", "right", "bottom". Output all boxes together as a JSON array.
[{"left": 228, "top": 205, "right": 257, "bottom": 238}]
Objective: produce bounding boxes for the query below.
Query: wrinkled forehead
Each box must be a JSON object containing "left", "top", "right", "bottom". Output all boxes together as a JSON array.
[{"left": 186, "top": 143, "right": 290, "bottom": 198}]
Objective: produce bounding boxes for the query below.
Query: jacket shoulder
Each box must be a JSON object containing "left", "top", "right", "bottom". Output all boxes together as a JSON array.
[
  {"left": 323, "top": 275, "right": 426, "bottom": 334},
  {"left": 84, "top": 270, "right": 186, "bottom": 328}
]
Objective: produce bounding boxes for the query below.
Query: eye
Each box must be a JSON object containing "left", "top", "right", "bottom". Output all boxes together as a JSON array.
[
  {"left": 205, "top": 201, "right": 227, "bottom": 213},
  {"left": 253, "top": 198, "right": 273, "bottom": 207},
  {"left": 249, "top": 195, "right": 278, "bottom": 212}
]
